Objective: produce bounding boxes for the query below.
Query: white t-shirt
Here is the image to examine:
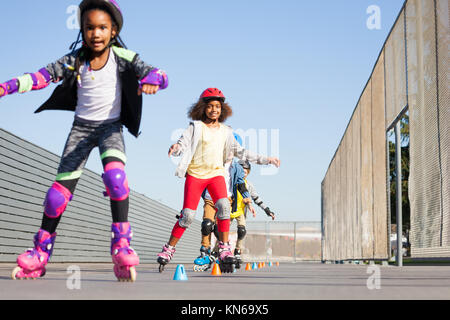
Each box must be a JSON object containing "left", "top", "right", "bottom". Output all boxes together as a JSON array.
[{"left": 76, "top": 49, "right": 122, "bottom": 122}]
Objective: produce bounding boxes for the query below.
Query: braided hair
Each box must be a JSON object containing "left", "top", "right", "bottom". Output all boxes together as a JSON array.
[{"left": 69, "top": 2, "right": 127, "bottom": 83}]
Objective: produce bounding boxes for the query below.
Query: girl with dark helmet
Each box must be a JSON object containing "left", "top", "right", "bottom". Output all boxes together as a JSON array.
[
  {"left": 1, "top": 0, "right": 168, "bottom": 281},
  {"left": 157, "top": 88, "right": 280, "bottom": 273}
]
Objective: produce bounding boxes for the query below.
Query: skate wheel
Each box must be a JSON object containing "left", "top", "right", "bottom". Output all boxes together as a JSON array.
[
  {"left": 11, "top": 266, "right": 21, "bottom": 280},
  {"left": 114, "top": 265, "right": 137, "bottom": 282},
  {"left": 117, "top": 266, "right": 136, "bottom": 282},
  {"left": 193, "top": 265, "right": 199, "bottom": 272},
  {"left": 129, "top": 266, "right": 137, "bottom": 282}
]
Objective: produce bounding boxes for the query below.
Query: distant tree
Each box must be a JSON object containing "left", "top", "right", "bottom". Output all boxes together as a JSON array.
[{"left": 389, "top": 114, "right": 410, "bottom": 235}]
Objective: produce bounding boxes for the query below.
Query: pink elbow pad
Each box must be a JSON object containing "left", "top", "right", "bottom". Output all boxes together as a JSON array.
[
  {"left": 140, "top": 69, "right": 168, "bottom": 90},
  {"left": 30, "top": 68, "right": 52, "bottom": 90}
]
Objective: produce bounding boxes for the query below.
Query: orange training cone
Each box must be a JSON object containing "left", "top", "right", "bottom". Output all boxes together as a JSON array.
[
  {"left": 276, "top": 262, "right": 280, "bottom": 267},
  {"left": 211, "top": 263, "right": 222, "bottom": 276},
  {"left": 258, "top": 262, "right": 263, "bottom": 269},
  {"left": 245, "top": 263, "right": 251, "bottom": 271}
]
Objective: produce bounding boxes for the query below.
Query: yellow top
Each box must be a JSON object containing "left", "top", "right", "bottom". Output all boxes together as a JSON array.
[
  {"left": 231, "top": 179, "right": 248, "bottom": 219},
  {"left": 187, "top": 122, "right": 228, "bottom": 179}
]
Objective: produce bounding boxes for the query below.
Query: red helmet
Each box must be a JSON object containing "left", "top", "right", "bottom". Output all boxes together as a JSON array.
[{"left": 200, "top": 88, "right": 225, "bottom": 102}]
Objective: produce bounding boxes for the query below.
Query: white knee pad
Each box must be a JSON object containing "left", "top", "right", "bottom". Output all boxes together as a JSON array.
[
  {"left": 178, "top": 208, "right": 196, "bottom": 228},
  {"left": 215, "top": 198, "right": 230, "bottom": 220}
]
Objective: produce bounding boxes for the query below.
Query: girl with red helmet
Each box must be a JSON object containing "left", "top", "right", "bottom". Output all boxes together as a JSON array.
[
  {"left": 1, "top": 0, "right": 168, "bottom": 282},
  {"left": 157, "top": 88, "right": 280, "bottom": 273}
]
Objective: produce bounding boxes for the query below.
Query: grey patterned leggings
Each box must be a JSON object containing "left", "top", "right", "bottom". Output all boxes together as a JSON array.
[
  {"left": 57, "top": 119, "right": 126, "bottom": 180},
  {"left": 40, "top": 119, "right": 129, "bottom": 233}
]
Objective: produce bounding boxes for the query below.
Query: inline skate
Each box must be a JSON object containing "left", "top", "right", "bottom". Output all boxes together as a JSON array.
[
  {"left": 157, "top": 243, "right": 176, "bottom": 273},
  {"left": 12, "top": 229, "right": 56, "bottom": 280},
  {"left": 111, "top": 222, "right": 139, "bottom": 282},
  {"left": 193, "top": 246, "right": 215, "bottom": 272},
  {"left": 218, "top": 241, "right": 236, "bottom": 273}
]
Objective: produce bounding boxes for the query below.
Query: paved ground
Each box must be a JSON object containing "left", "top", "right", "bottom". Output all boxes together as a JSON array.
[{"left": 0, "top": 262, "right": 449, "bottom": 301}]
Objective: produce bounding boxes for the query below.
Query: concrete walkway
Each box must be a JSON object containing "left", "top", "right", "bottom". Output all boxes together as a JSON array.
[{"left": 0, "top": 262, "right": 449, "bottom": 300}]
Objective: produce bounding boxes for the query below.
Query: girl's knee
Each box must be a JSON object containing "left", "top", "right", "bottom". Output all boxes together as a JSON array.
[{"left": 215, "top": 198, "right": 230, "bottom": 220}]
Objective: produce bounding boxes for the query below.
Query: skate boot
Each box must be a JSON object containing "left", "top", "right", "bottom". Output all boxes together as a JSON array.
[
  {"left": 234, "top": 248, "right": 242, "bottom": 269},
  {"left": 211, "top": 247, "right": 219, "bottom": 264},
  {"left": 111, "top": 222, "right": 139, "bottom": 282},
  {"left": 157, "top": 243, "right": 176, "bottom": 273},
  {"left": 218, "top": 241, "right": 237, "bottom": 273},
  {"left": 12, "top": 229, "right": 56, "bottom": 280},
  {"left": 193, "top": 246, "right": 215, "bottom": 272}
]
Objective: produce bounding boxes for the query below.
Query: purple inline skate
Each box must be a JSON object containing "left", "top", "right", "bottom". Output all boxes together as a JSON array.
[
  {"left": 111, "top": 222, "right": 139, "bottom": 282},
  {"left": 12, "top": 229, "right": 56, "bottom": 280}
]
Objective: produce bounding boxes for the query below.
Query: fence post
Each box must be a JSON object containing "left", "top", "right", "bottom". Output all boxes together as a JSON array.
[
  {"left": 395, "top": 121, "right": 403, "bottom": 267},
  {"left": 265, "top": 221, "right": 270, "bottom": 262},
  {"left": 293, "top": 222, "right": 297, "bottom": 263}
]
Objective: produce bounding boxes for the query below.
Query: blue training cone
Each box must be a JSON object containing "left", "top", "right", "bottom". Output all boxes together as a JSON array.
[
  {"left": 269, "top": 262, "right": 273, "bottom": 267},
  {"left": 173, "top": 264, "right": 188, "bottom": 281},
  {"left": 252, "top": 262, "right": 258, "bottom": 270}
]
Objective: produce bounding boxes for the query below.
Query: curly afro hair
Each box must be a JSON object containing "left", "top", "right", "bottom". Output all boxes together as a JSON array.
[{"left": 188, "top": 98, "right": 233, "bottom": 123}]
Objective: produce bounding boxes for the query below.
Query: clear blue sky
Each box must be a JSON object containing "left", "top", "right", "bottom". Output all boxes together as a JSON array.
[{"left": 0, "top": 0, "right": 405, "bottom": 222}]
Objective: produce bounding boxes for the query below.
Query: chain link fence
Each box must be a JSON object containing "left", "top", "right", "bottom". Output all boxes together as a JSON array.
[{"left": 231, "top": 221, "right": 322, "bottom": 263}]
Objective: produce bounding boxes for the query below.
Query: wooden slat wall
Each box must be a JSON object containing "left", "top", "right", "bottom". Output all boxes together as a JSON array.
[{"left": 0, "top": 128, "right": 202, "bottom": 264}]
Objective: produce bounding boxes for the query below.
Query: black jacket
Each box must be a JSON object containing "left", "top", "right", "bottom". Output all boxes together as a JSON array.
[{"left": 35, "top": 46, "right": 155, "bottom": 138}]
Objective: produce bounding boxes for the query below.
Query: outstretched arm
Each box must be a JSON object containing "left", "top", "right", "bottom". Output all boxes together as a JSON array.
[
  {"left": 139, "top": 68, "right": 168, "bottom": 95},
  {"left": 168, "top": 123, "right": 194, "bottom": 157},
  {"left": 0, "top": 68, "right": 52, "bottom": 98},
  {"left": 247, "top": 181, "right": 275, "bottom": 220},
  {"left": 131, "top": 54, "right": 168, "bottom": 95},
  {"left": 229, "top": 134, "right": 280, "bottom": 168}
]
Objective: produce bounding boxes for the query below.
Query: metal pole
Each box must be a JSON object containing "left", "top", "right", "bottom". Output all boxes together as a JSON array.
[
  {"left": 386, "top": 131, "right": 392, "bottom": 262},
  {"left": 395, "top": 121, "right": 403, "bottom": 267},
  {"left": 266, "top": 221, "right": 270, "bottom": 263},
  {"left": 293, "top": 222, "right": 297, "bottom": 263}
]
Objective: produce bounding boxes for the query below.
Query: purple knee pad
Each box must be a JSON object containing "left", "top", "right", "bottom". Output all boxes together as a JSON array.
[
  {"left": 140, "top": 68, "right": 168, "bottom": 90},
  {"left": 102, "top": 162, "right": 130, "bottom": 201},
  {"left": 44, "top": 182, "right": 73, "bottom": 218}
]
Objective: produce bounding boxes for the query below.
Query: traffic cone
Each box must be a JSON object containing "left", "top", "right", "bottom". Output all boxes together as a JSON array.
[
  {"left": 258, "top": 262, "right": 263, "bottom": 269},
  {"left": 245, "top": 263, "right": 252, "bottom": 271},
  {"left": 252, "top": 262, "right": 258, "bottom": 270},
  {"left": 211, "top": 263, "right": 222, "bottom": 276},
  {"left": 173, "top": 264, "right": 188, "bottom": 281}
]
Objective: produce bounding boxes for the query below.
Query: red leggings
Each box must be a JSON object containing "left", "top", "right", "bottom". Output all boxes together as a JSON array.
[{"left": 171, "top": 174, "right": 230, "bottom": 239}]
